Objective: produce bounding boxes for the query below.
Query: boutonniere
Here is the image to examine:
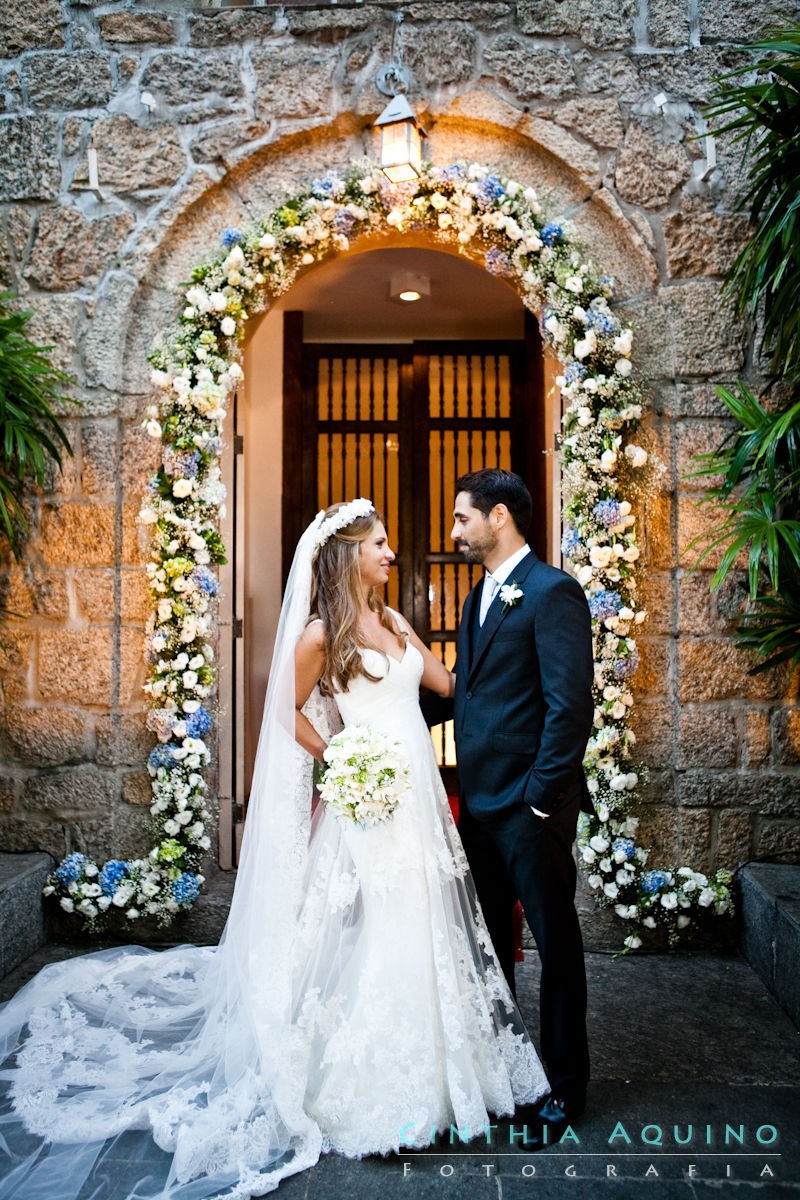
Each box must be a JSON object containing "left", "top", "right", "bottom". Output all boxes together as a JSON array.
[{"left": 499, "top": 580, "right": 524, "bottom": 613}]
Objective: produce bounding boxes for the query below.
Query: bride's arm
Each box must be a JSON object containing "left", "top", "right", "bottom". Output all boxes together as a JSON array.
[
  {"left": 294, "top": 622, "right": 328, "bottom": 762},
  {"left": 394, "top": 615, "right": 455, "bottom": 699}
]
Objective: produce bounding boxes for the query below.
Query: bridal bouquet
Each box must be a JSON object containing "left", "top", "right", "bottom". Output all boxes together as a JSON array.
[{"left": 319, "top": 725, "right": 410, "bottom": 827}]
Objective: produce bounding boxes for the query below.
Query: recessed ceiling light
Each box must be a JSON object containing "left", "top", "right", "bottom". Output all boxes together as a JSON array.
[{"left": 390, "top": 273, "right": 430, "bottom": 304}]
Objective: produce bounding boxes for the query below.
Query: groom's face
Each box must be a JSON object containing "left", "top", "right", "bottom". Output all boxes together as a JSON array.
[{"left": 451, "top": 492, "right": 498, "bottom": 564}]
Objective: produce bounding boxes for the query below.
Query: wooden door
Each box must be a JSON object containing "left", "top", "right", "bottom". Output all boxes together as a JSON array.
[{"left": 283, "top": 315, "right": 545, "bottom": 788}]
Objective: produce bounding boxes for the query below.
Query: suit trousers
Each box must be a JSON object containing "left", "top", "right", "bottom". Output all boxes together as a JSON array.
[{"left": 458, "top": 797, "right": 590, "bottom": 1102}]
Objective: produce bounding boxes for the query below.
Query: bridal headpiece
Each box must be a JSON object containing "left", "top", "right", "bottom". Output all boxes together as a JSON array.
[{"left": 313, "top": 498, "right": 374, "bottom": 551}]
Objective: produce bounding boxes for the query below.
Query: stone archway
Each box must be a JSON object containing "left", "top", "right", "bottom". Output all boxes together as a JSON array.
[{"left": 57, "top": 102, "right": 713, "bottom": 946}]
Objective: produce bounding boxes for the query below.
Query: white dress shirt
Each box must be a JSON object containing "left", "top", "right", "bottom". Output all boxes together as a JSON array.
[
  {"left": 478, "top": 543, "right": 531, "bottom": 626},
  {"left": 477, "top": 543, "right": 547, "bottom": 818}
]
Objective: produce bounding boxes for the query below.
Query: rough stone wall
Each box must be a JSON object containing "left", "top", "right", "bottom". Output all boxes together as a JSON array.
[{"left": 0, "top": 0, "right": 799, "bottom": 895}]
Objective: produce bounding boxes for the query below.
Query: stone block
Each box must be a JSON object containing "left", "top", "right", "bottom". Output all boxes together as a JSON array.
[
  {"left": 635, "top": 802, "right": 679, "bottom": 864},
  {"left": 638, "top": 571, "right": 673, "bottom": 636},
  {"left": 667, "top": 380, "right": 742, "bottom": 419},
  {"left": 0, "top": 776, "right": 17, "bottom": 812},
  {"left": 699, "top": 1, "right": 785, "bottom": 43},
  {"left": 773, "top": 708, "right": 800, "bottom": 766},
  {"left": 482, "top": 37, "right": 577, "bottom": 100},
  {"left": 550, "top": 97, "right": 624, "bottom": 148},
  {"left": 23, "top": 52, "right": 112, "bottom": 111},
  {"left": 0, "top": 566, "right": 69, "bottom": 620},
  {"left": 648, "top": 0, "right": 690, "bottom": 46},
  {"left": 73, "top": 116, "right": 184, "bottom": 192},
  {"left": 0, "top": 629, "right": 34, "bottom": 676},
  {"left": 21, "top": 765, "right": 116, "bottom": 816},
  {"left": 716, "top": 809, "right": 752, "bottom": 868},
  {"left": 0, "top": 851, "right": 53, "bottom": 977},
  {"left": 678, "top": 492, "right": 744, "bottom": 574},
  {"left": 678, "top": 807, "right": 713, "bottom": 872},
  {"left": 122, "top": 501, "right": 149, "bottom": 567},
  {"left": 121, "top": 770, "right": 153, "bottom": 807},
  {"left": 615, "top": 293, "right": 674, "bottom": 380},
  {"left": 74, "top": 569, "right": 115, "bottom": 623},
  {"left": 38, "top": 629, "right": 113, "bottom": 706},
  {"left": 120, "top": 570, "right": 150, "bottom": 625},
  {"left": 4, "top": 706, "right": 91, "bottom": 767},
  {"left": 677, "top": 639, "right": 782, "bottom": 703},
  {"left": 634, "top": 636, "right": 670, "bottom": 697},
  {"left": 97, "top": 12, "right": 174, "bottom": 44},
  {"left": 25, "top": 294, "right": 83, "bottom": 374},
  {"left": 579, "top": 54, "right": 641, "bottom": 101},
  {"left": 39, "top": 502, "right": 115, "bottom": 567},
  {"left": 252, "top": 44, "right": 337, "bottom": 120},
  {"left": 629, "top": 698, "right": 674, "bottom": 768},
  {"left": 190, "top": 120, "right": 271, "bottom": 164},
  {"left": 406, "top": 2, "right": 512, "bottom": 22},
  {"left": 754, "top": 819, "right": 800, "bottom": 860},
  {"left": 774, "top": 894, "right": 800, "bottom": 1029},
  {"left": 0, "top": 0, "right": 64, "bottom": 56},
  {"left": 744, "top": 707, "right": 771, "bottom": 767},
  {"left": 517, "top": 0, "right": 636, "bottom": 48},
  {"left": 635, "top": 47, "right": 749, "bottom": 105},
  {"left": 642, "top": 492, "right": 673, "bottom": 571},
  {"left": 286, "top": 7, "right": 373, "bottom": 37},
  {"left": 0, "top": 117, "right": 60, "bottom": 201},
  {"left": 663, "top": 209, "right": 750, "bottom": 280},
  {"left": 189, "top": 11, "right": 275, "bottom": 46},
  {"left": 677, "top": 769, "right": 736, "bottom": 808},
  {"left": 404, "top": 22, "right": 479, "bottom": 88},
  {"left": 121, "top": 422, "right": 158, "bottom": 494},
  {"left": 675, "top": 417, "right": 738, "bottom": 491},
  {"left": 81, "top": 420, "right": 120, "bottom": 499},
  {"left": 614, "top": 122, "right": 690, "bottom": 209},
  {"left": 95, "top": 713, "right": 152, "bottom": 767},
  {"left": 140, "top": 50, "right": 244, "bottom": 119},
  {"left": 113, "top": 802, "right": 154, "bottom": 859},
  {"left": 25, "top": 207, "right": 134, "bottom": 292},
  {"left": 119, "top": 628, "right": 146, "bottom": 708},
  {"left": 676, "top": 707, "right": 738, "bottom": 769},
  {"left": 0, "top": 815, "right": 67, "bottom": 860},
  {"left": 82, "top": 272, "right": 140, "bottom": 391}
]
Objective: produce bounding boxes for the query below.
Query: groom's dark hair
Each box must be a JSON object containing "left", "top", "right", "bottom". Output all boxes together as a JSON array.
[{"left": 456, "top": 468, "right": 532, "bottom": 536}]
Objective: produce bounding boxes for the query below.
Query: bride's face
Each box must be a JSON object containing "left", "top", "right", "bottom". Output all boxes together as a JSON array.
[{"left": 358, "top": 522, "right": 396, "bottom": 588}]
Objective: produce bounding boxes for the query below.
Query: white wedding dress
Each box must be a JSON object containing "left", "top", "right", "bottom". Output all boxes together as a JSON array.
[{"left": 0, "top": 632, "right": 548, "bottom": 1200}]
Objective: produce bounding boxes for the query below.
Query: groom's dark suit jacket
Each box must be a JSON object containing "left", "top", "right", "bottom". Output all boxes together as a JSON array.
[{"left": 454, "top": 550, "right": 594, "bottom": 818}]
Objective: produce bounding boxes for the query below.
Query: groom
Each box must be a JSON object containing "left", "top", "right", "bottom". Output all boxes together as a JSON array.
[{"left": 448, "top": 468, "right": 594, "bottom": 1133}]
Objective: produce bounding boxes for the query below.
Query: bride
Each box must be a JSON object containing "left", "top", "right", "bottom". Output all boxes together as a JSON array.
[{"left": 0, "top": 499, "right": 549, "bottom": 1200}]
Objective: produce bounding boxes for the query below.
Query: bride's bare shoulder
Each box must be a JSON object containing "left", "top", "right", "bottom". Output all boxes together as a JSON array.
[{"left": 298, "top": 618, "right": 326, "bottom": 652}]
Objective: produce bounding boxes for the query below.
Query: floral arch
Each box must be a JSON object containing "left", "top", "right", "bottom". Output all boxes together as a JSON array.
[{"left": 46, "top": 160, "right": 732, "bottom": 944}]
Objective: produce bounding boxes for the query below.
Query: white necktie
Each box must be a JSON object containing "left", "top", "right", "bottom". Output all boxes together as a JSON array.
[{"left": 479, "top": 574, "right": 500, "bottom": 626}]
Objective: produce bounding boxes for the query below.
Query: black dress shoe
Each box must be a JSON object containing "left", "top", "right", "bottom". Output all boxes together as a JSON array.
[{"left": 537, "top": 1093, "right": 586, "bottom": 1123}]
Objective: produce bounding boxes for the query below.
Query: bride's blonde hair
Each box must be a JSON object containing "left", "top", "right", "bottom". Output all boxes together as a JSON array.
[{"left": 311, "top": 502, "right": 404, "bottom": 696}]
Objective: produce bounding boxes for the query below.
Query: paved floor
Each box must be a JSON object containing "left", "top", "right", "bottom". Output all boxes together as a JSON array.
[{"left": 1, "top": 946, "right": 798, "bottom": 1199}]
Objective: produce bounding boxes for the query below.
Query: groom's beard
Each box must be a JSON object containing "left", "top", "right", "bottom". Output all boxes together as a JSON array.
[{"left": 456, "top": 525, "right": 498, "bottom": 564}]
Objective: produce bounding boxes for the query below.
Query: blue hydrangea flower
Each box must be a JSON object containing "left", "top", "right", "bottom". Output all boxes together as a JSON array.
[
  {"left": 221, "top": 227, "right": 242, "bottom": 248},
  {"left": 148, "top": 744, "right": 180, "bottom": 774},
  {"left": 474, "top": 175, "right": 505, "bottom": 209},
  {"left": 99, "top": 860, "right": 128, "bottom": 895},
  {"left": 612, "top": 838, "right": 635, "bottom": 861},
  {"left": 189, "top": 566, "right": 219, "bottom": 597},
  {"left": 333, "top": 209, "right": 356, "bottom": 236},
  {"left": 588, "top": 589, "right": 623, "bottom": 621},
  {"left": 436, "top": 164, "right": 465, "bottom": 183},
  {"left": 484, "top": 247, "right": 514, "bottom": 278},
  {"left": 642, "top": 869, "right": 668, "bottom": 894},
  {"left": 614, "top": 649, "right": 640, "bottom": 680},
  {"left": 587, "top": 309, "right": 618, "bottom": 337},
  {"left": 593, "top": 499, "right": 622, "bottom": 529},
  {"left": 310, "top": 172, "right": 344, "bottom": 200},
  {"left": 173, "top": 872, "right": 202, "bottom": 906},
  {"left": 561, "top": 526, "right": 582, "bottom": 557},
  {"left": 163, "top": 448, "right": 201, "bottom": 479},
  {"left": 563, "top": 362, "right": 587, "bottom": 386},
  {"left": 55, "top": 852, "right": 88, "bottom": 885},
  {"left": 540, "top": 222, "right": 564, "bottom": 246},
  {"left": 185, "top": 706, "right": 212, "bottom": 738}
]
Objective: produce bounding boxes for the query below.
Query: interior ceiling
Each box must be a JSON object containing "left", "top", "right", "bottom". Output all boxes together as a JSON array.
[{"left": 271, "top": 246, "right": 526, "bottom": 342}]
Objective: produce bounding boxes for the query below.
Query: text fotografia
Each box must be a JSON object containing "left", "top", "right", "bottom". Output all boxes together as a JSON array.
[{"left": 399, "top": 1122, "right": 780, "bottom": 1149}]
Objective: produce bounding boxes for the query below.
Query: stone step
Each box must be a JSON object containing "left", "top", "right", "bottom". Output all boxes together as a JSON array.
[
  {"left": 0, "top": 852, "right": 53, "bottom": 979},
  {"left": 739, "top": 862, "right": 800, "bottom": 1030}
]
